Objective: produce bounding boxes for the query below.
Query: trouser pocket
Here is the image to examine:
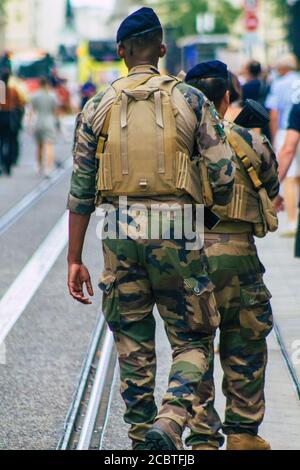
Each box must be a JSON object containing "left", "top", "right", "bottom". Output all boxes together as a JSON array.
[
  {"left": 239, "top": 282, "right": 273, "bottom": 340},
  {"left": 184, "top": 276, "right": 220, "bottom": 334},
  {"left": 98, "top": 272, "right": 120, "bottom": 332}
]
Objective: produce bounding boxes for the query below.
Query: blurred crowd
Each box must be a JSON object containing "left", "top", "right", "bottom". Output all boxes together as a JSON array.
[
  {"left": 226, "top": 53, "right": 300, "bottom": 251},
  {"left": 1, "top": 50, "right": 300, "bottom": 253}
]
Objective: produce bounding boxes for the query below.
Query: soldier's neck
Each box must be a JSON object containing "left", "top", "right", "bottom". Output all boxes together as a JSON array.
[{"left": 127, "top": 58, "right": 159, "bottom": 71}]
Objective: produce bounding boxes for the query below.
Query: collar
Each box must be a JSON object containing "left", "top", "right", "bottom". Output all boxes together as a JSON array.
[{"left": 128, "top": 64, "right": 160, "bottom": 77}]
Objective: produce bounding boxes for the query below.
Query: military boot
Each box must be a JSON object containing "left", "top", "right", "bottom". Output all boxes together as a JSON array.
[
  {"left": 227, "top": 434, "right": 271, "bottom": 451},
  {"left": 132, "top": 442, "right": 150, "bottom": 451},
  {"left": 145, "top": 418, "right": 183, "bottom": 450},
  {"left": 192, "top": 445, "right": 219, "bottom": 451}
]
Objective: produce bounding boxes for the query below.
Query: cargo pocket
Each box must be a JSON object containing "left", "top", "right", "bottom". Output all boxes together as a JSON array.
[
  {"left": 240, "top": 283, "right": 273, "bottom": 340},
  {"left": 183, "top": 276, "right": 220, "bottom": 334},
  {"left": 98, "top": 272, "right": 120, "bottom": 332}
]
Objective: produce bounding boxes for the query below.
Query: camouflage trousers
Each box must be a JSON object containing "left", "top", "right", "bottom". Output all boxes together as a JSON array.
[
  {"left": 99, "top": 213, "right": 224, "bottom": 447},
  {"left": 201, "top": 232, "right": 273, "bottom": 441}
]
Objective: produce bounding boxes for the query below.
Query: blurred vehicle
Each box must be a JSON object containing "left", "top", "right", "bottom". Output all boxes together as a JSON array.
[
  {"left": 11, "top": 51, "right": 55, "bottom": 94},
  {"left": 10, "top": 51, "right": 72, "bottom": 113},
  {"left": 77, "top": 40, "right": 127, "bottom": 91},
  {"left": 177, "top": 35, "right": 229, "bottom": 72}
]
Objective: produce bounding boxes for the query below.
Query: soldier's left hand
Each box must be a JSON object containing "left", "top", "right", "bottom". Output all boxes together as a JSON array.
[{"left": 273, "top": 195, "right": 285, "bottom": 213}]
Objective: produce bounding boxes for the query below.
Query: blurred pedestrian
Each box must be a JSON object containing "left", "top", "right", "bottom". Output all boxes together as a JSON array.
[
  {"left": 56, "top": 78, "right": 72, "bottom": 115},
  {"left": 242, "top": 60, "right": 271, "bottom": 140},
  {"left": 0, "top": 69, "right": 25, "bottom": 176},
  {"left": 265, "top": 53, "right": 300, "bottom": 236},
  {"left": 242, "top": 60, "right": 269, "bottom": 105},
  {"left": 278, "top": 102, "right": 300, "bottom": 257},
  {"left": 30, "top": 77, "right": 59, "bottom": 177},
  {"left": 80, "top": 80, "right": 97, "bottom": 110}
]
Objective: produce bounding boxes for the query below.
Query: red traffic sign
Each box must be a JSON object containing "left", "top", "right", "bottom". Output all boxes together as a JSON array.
[{"left": 246, "top": 11, "right": 259, "bottom": 31}]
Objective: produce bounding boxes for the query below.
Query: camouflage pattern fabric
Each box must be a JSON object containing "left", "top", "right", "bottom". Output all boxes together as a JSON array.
[
  {"left": 99, "top": 210, "right": 224, "bottom": 447},
  {"left": 197, "top": 233, "right": 273, "bottom": 440},
  {"left": 229, "top": 124, "right": 279, "bottom": 201},
  {"left": 209, "top": 123, "right": 280, "bottom": 234},
  {"left": 67, "top": 65, "right": 235, "bottom": 215},
  {"left": 193, "top": 122, "right": 278, "bottom": 443},
  {"left": 67, "top": 65, "right": 235, "bottom": 448}
]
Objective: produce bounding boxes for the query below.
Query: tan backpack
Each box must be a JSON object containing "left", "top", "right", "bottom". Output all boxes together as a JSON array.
[
  {"left": 95, "top": 74, "right": 202, "bottom": 202},
  {"left": 225, "top": 126, "right": 278, "bottom": 237}
]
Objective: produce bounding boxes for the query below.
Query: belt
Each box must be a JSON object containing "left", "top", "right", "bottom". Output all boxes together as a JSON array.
[{"left": 204, "top": 232, "right": 254, "bottom": 243}]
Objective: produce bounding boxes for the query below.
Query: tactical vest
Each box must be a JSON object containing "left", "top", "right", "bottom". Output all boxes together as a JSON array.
[
  {"left": 95, "top": 74, "right": 203, "bottom": 203},
  {"left": 210, "top": 122, "right": 278, "bottom": 238}
]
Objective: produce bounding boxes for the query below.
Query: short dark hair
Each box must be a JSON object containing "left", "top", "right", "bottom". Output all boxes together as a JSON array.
[
  {"left": 228, "top": 71, "right": 242, "bottom": 104},
  {"left": 186, "top": 76, "right": 229, "bottom": 108},
  {"left": 121, "top": 29, "right": 163, "bottom": 55},
  {"left": 247, "top": 60, "right": 262, "bottom": 78}
]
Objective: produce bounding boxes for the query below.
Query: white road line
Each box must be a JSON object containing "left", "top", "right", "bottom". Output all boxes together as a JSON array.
[
  {"left": 0, "top": 212, "right": 69, "bottom": 345},
  {"left": 0, "top": 160, "right": 72, "bottom": 236}
]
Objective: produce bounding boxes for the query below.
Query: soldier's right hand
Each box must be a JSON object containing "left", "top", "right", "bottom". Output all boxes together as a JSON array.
[{"left": 68, "top": 263, "right": 94, "bottom": 305}]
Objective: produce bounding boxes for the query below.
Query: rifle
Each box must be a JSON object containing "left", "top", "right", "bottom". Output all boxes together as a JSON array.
[{"left": 234, "top": 99, "right": 270, "bottom": 129}]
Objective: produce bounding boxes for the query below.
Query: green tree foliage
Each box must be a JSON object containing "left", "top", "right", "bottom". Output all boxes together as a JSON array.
[
  {"left": 146, "top": 0, "right": 241, "bottom": 38},
  {"left": 271, "top": 0, "right": 300, "bottom": 61},
  {"left": 270, "top": 0, "right": 288, "bottom": 15},
  {"left": 0, "top": 0, "right": 6, "bottom": 17}
]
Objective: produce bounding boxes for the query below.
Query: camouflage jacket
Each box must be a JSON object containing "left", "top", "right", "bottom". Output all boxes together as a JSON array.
[
  {"left": 229, "top": 123, "right": 279, "bottom": 200},
  {"left": 67, "top": 65, "right": 235, "bottom": 215}
]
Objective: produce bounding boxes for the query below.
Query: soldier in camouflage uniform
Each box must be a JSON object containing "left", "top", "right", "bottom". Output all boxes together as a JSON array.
[
  {"left": 186, "top": 61, "right": 279, "bottom": 450},
  {"left": 67, "top": 10, "right": 235, "bottom": 450}
]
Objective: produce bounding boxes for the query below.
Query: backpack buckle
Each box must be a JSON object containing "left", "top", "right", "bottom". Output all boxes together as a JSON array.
[{"left": 139, "top": 179, "right": 148, "bottom": 190}]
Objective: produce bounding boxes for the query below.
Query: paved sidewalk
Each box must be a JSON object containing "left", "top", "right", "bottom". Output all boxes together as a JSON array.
[
  {"left": 256, "top": 216, "right": 300, "bottom": 385},
  {"left": 102, "top": 224, "right": 300, "bottom": 451}
]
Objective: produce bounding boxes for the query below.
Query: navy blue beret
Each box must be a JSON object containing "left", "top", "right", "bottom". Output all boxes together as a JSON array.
[
  {"left": 116, "top": 7, "right": 162, "bottom": 43},
  {"left": 186, "top": 60, "right": 228, "bottom": 82}
]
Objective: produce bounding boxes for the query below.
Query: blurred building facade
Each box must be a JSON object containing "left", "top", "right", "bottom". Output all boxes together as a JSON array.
[
  {"left": 2, "top": 0, "right": 66, "bottom": 53},
  {"left": 0, "top": 0, "right": 117, "bottom": 54},
  {"left": 0, "top": 0, "right": 291, "bottom": 68}
]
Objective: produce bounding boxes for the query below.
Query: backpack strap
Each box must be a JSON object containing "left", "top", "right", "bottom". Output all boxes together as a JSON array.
[
  {"left": 226, "top": 128, "right": 263, "bottom": 191},
  {"left": 156, "top": 77, "right": 179, "bottom": 176},
  {"left": 96, "top": 74, "right": 158, "bottom": 160}
]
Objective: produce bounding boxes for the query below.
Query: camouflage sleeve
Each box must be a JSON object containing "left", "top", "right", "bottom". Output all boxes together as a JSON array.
[
  {"left": 250, "top": 131, "right": 280, "bottom": 200},
  {"left": 196, "top": 98, "right": 235, "bottom": 206},
  {"left": 67, "top": 92, "right": 105, "bottom": 215},
  {"left": 176, "top": 82, "right": 235, "bottom": 206}
]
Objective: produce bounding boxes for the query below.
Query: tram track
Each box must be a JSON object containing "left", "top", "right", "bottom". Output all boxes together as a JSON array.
[{"left": 57, "top": 314, "right": 116, "bottom": 450}]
